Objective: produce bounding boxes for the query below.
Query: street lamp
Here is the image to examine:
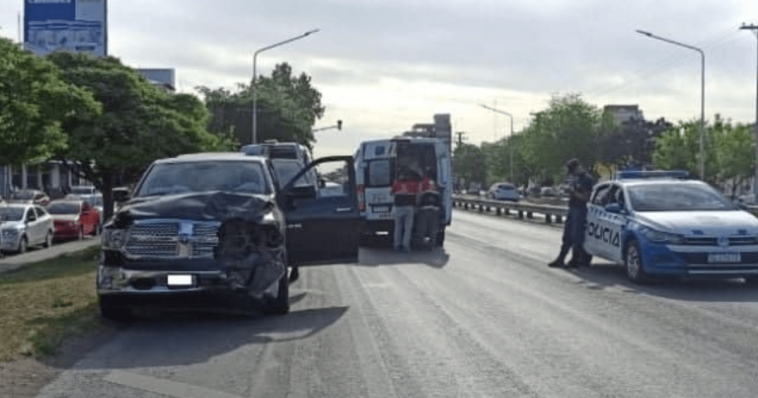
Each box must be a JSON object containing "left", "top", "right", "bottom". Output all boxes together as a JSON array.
[
  {"left": 252, "top": 29, "right": 320, "bottom": 145},
  {"left": 636, "top": 29, "right": 705, "bottom": 179},
  {"left": 479, "top": 104, "right": 515, "bottom": 182}
]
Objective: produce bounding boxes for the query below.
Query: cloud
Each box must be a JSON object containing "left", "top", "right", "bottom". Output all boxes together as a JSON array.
[{"left": 2, "top": 0, "right": 758, "bottom": 157}]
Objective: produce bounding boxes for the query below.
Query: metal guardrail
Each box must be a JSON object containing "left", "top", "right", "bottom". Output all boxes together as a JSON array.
[
  {"left": 453, "top": 195, "right": 758, "bottom": 224},
  {"left": 452, "top": 195, "right": 568, "bottom": 224}
]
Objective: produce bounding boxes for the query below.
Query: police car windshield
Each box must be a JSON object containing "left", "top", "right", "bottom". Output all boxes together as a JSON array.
[{"left": 628, "top": 183, "right": 734, "bottom": 212}]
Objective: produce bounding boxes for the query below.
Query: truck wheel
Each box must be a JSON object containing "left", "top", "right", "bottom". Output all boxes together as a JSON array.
[
  {"left": 99, "top": 296, "right": 134, "bottom": 322},
  {"left": 262, "top": 272, "right": 290, "bottom": 315}
]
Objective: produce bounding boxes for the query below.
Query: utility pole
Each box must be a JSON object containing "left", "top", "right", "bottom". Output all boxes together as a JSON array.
[
  {"left": 741, "top": 23, "right": 758, "bottom": 196},
  {"left": 455, "top": 131, "right": 467, "bottom": 148}
]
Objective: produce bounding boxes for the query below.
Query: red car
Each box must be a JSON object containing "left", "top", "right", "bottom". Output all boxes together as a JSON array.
[{"left": 47, "top": 200, "right": 101, "bottom": 240}]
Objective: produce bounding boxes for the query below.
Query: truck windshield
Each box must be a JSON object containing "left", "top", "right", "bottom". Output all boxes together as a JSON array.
[{"left": 136, "top": 161, "right": 270, "bottom": 197}]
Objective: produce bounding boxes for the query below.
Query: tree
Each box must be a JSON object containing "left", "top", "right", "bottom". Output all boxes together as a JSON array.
[
  {"left": 198, "top": 62, "right": 325, "bottom": 149},
  {"left": 0, "top": 38, "right": 100, "bottom": 165},
  {"left": 598, "top": 116, "right": 673, "bottom": 167},
  {"left": 715, "top": 121, "right": 754, "bottom": 199},
  {"left": 652, "top": 120, "right": 720, "bottom": 183},
  {"left": 520, "top": 93, "right": 611, "bottom": 184},
  {"left": 453, "top": 144, "right": 485, "bottom": 189},
  {"left": 47, "top": 52, "right": 222, "bottom": 220}
]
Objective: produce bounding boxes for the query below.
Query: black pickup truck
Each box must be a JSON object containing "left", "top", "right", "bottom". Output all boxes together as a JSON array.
[{"left": 97, "top": 152, "right": 360, "bottom": 319}]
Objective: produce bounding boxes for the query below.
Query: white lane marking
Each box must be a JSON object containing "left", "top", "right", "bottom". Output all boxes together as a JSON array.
[{"left": 104, "top": 370, "right": 243, "bottom": 398}]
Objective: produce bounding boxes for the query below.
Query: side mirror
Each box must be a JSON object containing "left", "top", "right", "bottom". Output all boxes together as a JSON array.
[
  {"left": 285, "top": 185, "right": 317, "bottom": 200},
  {"left": 605, "top": 203, "right": 623, "bottom": 214},
  {"left": 736, "top": 202, "right": 748, "bottom": 211},
  {"left": 318, "top": 178, "right": 326, "bottom": 189}
]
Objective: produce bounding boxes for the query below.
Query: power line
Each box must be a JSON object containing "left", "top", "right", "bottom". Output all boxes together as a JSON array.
[{"left": 584, "top": 25, "right": 743, "bottom": 99}]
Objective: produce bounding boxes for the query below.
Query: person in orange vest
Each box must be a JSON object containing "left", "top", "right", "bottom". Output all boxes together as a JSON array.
[
  {"left": 416, "top": 167, "right": 441, "bottom": 250},
  {"left": 391, "top": 167, "right": 419, "bottom": 252}
]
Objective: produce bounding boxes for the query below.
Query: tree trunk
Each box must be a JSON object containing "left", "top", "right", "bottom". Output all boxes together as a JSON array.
[{"left": 102, "top": 172, "right": 115, "bottom": 223}]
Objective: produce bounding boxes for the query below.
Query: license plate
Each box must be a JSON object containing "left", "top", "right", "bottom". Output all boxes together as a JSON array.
[
  {"left": 707, "top": 253, "right": 741, "bottom": 263},
  {"left": 373, "top": 206, "right": 390, "bottom": 213},
  {"left": 167, "top": 275, "right": 194, "bottom": 286}
]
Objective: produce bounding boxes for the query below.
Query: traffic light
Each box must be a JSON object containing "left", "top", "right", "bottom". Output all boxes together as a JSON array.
[{"left": 337, "top": 120, "right": 343, "bottom": 131}]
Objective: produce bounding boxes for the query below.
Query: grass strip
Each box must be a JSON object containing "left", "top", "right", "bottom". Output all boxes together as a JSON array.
[{"left": 0, "top": 246, "right": 105, "bottom": 361}]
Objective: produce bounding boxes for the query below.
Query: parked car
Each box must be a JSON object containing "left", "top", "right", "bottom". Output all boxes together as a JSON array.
[
  {"left": 486, "top": 182, "right": 520, "bottom": 202},
  {"left": 0, "top": 204, "right": 55, "bottom": 253},
  {"left": 47, "top": 199, "right": 101, "bottom": 240},
  {"left": 68, "top": 185, "right": 99, "bottom": 197},
  {"left": 7, "top": 190, "right": 51, "bottom": 206}
]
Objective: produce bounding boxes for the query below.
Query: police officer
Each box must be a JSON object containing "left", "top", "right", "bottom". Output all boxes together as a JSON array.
[
  {"left": 391, "top": 167, "right": 419, "bottom": 252},
  {"left": 416, "top": 167, "right": 441, "bottom": 250},
  {"left": 548, "top": 158, "right": 595, "bottom": 268}
]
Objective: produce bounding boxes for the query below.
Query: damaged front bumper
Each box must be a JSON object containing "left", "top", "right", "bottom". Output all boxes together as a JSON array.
[{"left": 97, "top": 247, "right": 286, "bottom": 298}]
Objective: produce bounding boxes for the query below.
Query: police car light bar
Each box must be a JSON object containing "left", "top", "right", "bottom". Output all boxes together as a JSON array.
[{"left": 615, "top": 170, "right": 690, "bottom": 180}]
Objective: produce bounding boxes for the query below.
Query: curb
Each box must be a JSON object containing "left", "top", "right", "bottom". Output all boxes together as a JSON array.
[{"left": 0, "top": 239, "right": 101, "bottom": 275}]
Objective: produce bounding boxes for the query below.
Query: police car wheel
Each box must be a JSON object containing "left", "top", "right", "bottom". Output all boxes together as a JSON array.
[{"left": 625, "top": 241, "right": 649, "bottom": 284}]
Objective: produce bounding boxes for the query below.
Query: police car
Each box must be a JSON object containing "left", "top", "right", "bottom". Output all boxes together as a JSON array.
[{"left": 583, "top": 170, "right": 758, "bottom": 284}]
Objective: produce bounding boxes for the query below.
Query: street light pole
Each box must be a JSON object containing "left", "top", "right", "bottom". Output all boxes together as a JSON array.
[
  {"left": 252, "top": 29, "right": 320, "bottom": 145},
  {"left": 636, "top": 30, "right": 706, "bottom": 179},
  {"left": 479, "top": 104, "right": 515, "bottom": 182},
  {"left": 741, "top": 24, "right": 758, "bottom": 196}
]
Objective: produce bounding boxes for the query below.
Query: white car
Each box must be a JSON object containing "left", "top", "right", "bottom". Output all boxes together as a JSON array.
[
  {"left": 0, "top": 204, "right": 55, "bottom": 253},
  {"left": 583, "top": 170, "right": 758, "bottom": 284},
  {"left": 487, "top": 182, "right": 520, "bottom": 202}
]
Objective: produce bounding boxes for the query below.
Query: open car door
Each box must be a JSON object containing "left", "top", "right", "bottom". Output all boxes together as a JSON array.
[{"left": 279, "top": 156, "right": 361, "bottom": 266}]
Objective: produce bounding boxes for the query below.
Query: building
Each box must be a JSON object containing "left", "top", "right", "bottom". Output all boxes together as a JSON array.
[
  {"left": 402, "top": 114, "right": 452, "bottom": 154},
  {"left": 136, "top": 68, "right": 176, "bottom": 93},
  {"left": 0, "top": 162, "right": 90, "bottom": 199},
  {"left": 604, "top": 105, "right": 644, "bottom": 125}
]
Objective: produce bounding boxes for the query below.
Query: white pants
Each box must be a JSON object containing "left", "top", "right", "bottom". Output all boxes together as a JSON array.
[{"left": 393, "top": 205, "right": 415, "bottom": 249}]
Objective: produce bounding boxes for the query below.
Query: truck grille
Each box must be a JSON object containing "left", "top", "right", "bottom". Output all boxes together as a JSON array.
[{"left": 125, "top": 220, "right": 221, "bottom": 260}]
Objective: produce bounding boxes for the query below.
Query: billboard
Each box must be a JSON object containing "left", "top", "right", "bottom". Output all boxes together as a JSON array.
[{"left": 24, "top": 0, "right": 107, "bottom": 57}]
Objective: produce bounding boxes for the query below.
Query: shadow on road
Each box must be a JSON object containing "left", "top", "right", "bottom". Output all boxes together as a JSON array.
[
  {"left": 358, "top": 247, "right": 450, "bottom": 268},
  {"left": 566, "top": 262, "right": 758, "bottom": 302},
  {"left": 69, "top": 305, "right": 349, "bottom": 370}
]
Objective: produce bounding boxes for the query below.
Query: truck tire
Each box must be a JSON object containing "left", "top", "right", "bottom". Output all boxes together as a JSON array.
[
  {"left": 99, "top": 296, "right": 134, "bottom": 322},
  {"left": 262, "top": 272, "right": 290, "bottom": 315}
]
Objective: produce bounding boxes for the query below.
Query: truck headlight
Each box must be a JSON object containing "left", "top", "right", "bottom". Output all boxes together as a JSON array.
[
  {"left": 102, "top": 228, "right": 128, "bottom": 249},
  {"left": 643, "top": 228, "right": 684, "bottom": 244}
]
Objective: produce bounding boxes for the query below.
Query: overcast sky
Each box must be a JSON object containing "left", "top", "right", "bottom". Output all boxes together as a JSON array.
[{"left": 2, "top": 0, "right": 758, "bottom": 158}]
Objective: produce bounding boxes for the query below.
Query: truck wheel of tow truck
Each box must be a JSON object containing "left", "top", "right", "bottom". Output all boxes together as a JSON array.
[
  {"left": 263, "top": 266, "right": 290, "bottom": 316},
  {"left": 625, "top": 240, "right": 649, "bottom": 284},
  {"left": 98, "top": 295, "right": 134, "bottom": 322}
]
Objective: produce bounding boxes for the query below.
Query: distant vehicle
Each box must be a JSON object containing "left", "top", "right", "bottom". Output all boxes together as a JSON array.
[
  {"left": 47, "top": 200, "right": 101, "bottom": 240},
  {"left": 0, "top": 204, "right": 54, "bottom": 253},
  {"left": 7, "top": 189, "right": 50, "bottom": 206},
  {"left": 354, "top": 136, "right": 453, "bottom": 247},
  {"left": 540, "top": 187, "right": 557, "bottom": 197},
  {"left": 68, "top": 185, "right": 98, "bottom": 197},
  {"left": 585, "top": 170, "right": 758, "bottom": 284},
  {"left": 526, "top": 186, "right": 541, "bottom": 197},
  {"left": 487, "top": 183, "right": 520, "bottom": 202}
]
